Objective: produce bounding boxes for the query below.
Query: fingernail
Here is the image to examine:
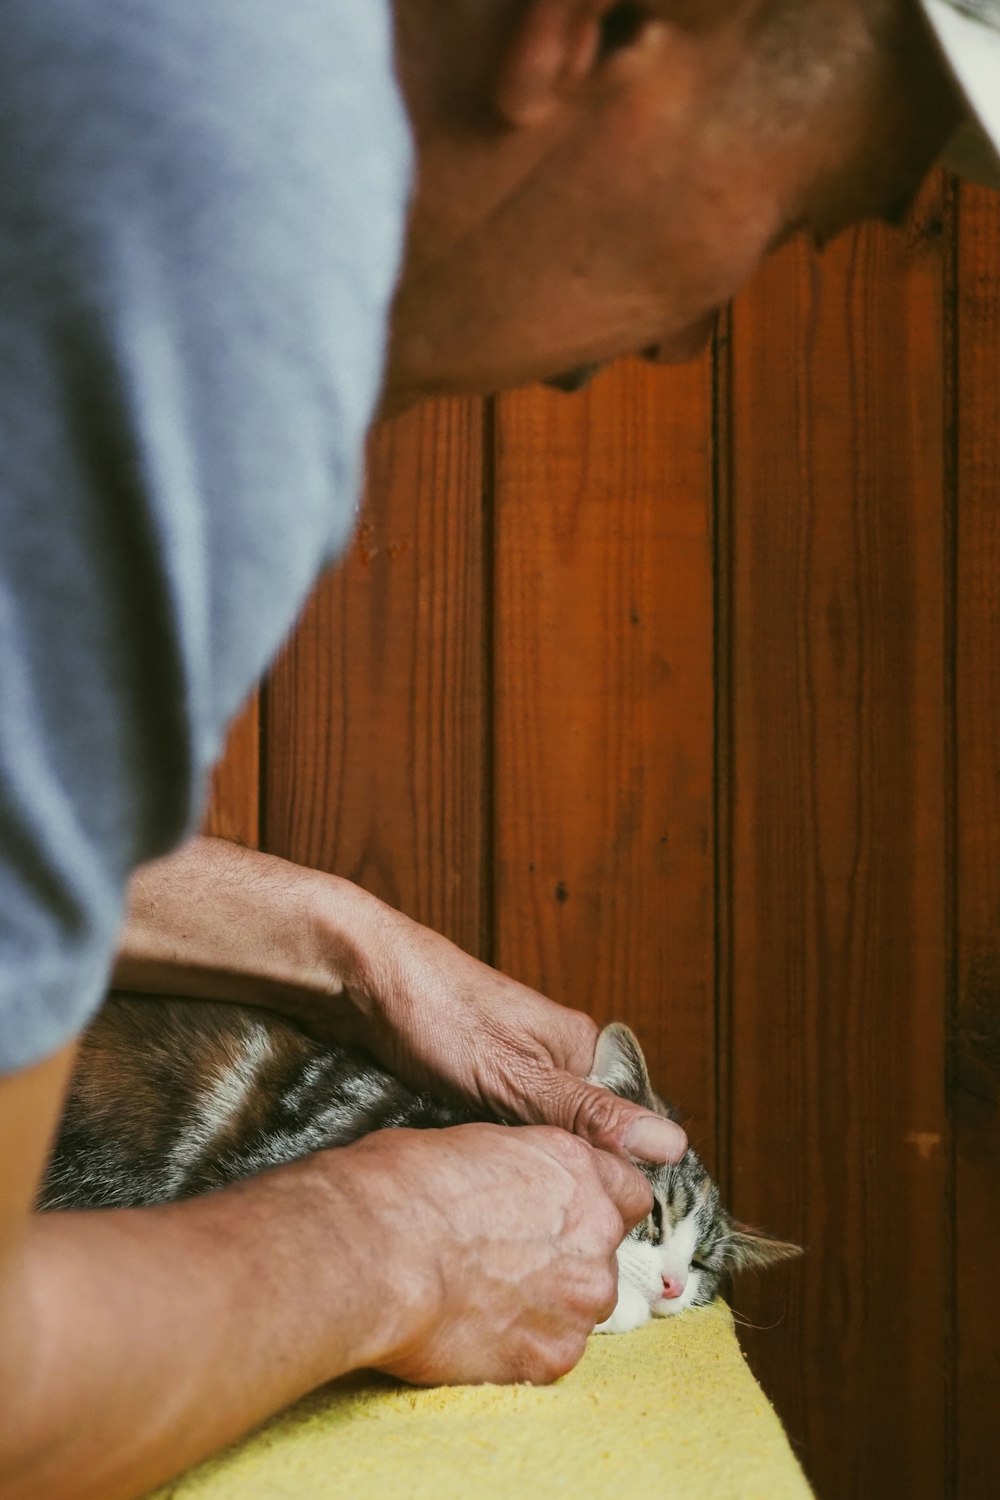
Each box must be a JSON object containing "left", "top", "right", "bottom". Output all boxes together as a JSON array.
[{"left": 624, "top": 1116, "right": 688, "bottom": 1164}]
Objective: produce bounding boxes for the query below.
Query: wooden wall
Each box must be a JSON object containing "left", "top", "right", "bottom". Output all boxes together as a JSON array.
[{"left": 205, "top": 177, "right": 999, "bottom": 1500}]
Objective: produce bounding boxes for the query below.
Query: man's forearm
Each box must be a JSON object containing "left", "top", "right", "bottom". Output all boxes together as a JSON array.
[
  {"left": 113, "top": 836, "right": 365, "bottom": 1026},
  {"left": 1, "top": 1149, "right": 410, "bottom": 1500}
]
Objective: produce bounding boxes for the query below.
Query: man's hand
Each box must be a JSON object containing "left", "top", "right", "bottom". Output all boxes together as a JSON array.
[
  {"left": 344, "top": 1123, "right": 652, "bottom": 1386},
  {"left": 1, "top": 1064, "right": 649, "bottom": 1500},
  {"left": 117, "top": 838, "right": 688, "bottom": 1165},
  {"left": 0, "top": 837, "right": 668, "bottom": 1499},
  {"left": 332, "top": 890, "right": 687, "bottom": 1166}
]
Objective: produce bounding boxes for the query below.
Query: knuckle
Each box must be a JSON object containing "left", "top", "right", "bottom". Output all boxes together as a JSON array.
[
  {"left": 622, "top": 1164, "right": 654, "bottom": 1219},
  {"left": 570, "top": 1088, "right": 625, "bottom": 1146},
  {"left": 598, "top": 1154, "right": 652, "bottom": 1219},
  {"left": 544, "top": 1128, "right": 593, "bottom": 1170},
  {"left": 515, "top": 1309, "right": 592, "bottom": 1384},
  {"left": 522, "top": 1357, "right": 558, "bottom": 1387},
  {"left": 593, "top": 1200, "right": 625, "bottom": 1248},
  {"left": 633, "top": 1183, "right": 655, "bottom": 1224},
  {"left": 549, "top": 1332, "right": 588, "bottom": 1381},
  {"left": 597, "top": 1263, "right": 620, "bottom": 1321},
  {"left": 520, "top": 1334, "right": 586, "bottom": 1386},
  {"left": 567, "top": 1256, "right": 619, "bottom": 1326},
  {"left": 511, "top": 1335, "right": 561, "bottom": 1387},
  {"left": 565, "top": 1013, "right": 600, "bottom": 1071}
]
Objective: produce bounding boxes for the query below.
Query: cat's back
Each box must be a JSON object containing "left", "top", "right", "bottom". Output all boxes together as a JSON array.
[{"left": 41, "top": 994, "right": 469, "bottom": 1210}]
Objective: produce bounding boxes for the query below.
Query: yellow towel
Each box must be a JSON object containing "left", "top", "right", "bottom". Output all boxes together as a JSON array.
[{"left": 153, "top": 1303, "right": 811, "bottom": 1500}]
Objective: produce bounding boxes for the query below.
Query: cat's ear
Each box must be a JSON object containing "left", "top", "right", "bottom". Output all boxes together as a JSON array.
[
  {"left": 724, "top": 1222, "right": 804, "bottom": 1272},
  {"left": 589, "top": 1023, "right": 657, "bottom": 1108}
]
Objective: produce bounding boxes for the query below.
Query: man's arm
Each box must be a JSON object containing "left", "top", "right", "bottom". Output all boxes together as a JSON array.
[
  {"left": 114, "top": 837, "right": 687, "bottom": 1166},
  {"left": 113, "top": 835, "right": 358, "bottom": 1020},
  {"left": 0, "top": 1046, "right": 649, "bottom": 1500},
  {"left": 0, "top": 1046, "right": 411, "bottom": 1500}
]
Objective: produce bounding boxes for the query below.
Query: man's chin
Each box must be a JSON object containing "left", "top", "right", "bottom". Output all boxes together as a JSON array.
[
  {"left": 643, "top": 311, "right": 719, "bottom": 366},
  {"left": 542, "top": 317, "right": 718, "bottom": 393},
  {"left": 382, "top": 327, "right": 714, "bottom": 412},
  {"left": 543, "top": 363, "right": 605, "bottom": 393}
]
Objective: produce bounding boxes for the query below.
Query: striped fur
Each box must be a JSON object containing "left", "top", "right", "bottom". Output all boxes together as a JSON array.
[{"left": 40, "top": 1001, "right": 800, "bottom": 1328}]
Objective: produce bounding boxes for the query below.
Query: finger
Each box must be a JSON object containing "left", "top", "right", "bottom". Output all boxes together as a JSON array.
[
  {"left": 546, "top": 1004, "right": 600, "bottom": 1079},
  {"left": 591, "top": 1149, "right": 654, "bottom": 1232},
  {"left": 587, "top": 1254, "right": 621, "bottom": 1328},
  {"left": 533, "top": 1072, "right": 688, "bottom": 1164}
]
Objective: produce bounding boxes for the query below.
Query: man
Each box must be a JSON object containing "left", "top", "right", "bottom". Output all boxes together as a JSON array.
[{"left": 0, "top": 3, "right": 996, "bottom": 1497}]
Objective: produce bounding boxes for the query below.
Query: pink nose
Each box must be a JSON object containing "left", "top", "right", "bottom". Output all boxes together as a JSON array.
[{"left": 660, "top": 1275, "right": 686, "bottom": 1301}]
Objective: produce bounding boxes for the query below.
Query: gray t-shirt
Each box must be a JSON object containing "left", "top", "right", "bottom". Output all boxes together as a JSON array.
[{"left": 0, "top": 0, "right": 411, "bottom": 1072}]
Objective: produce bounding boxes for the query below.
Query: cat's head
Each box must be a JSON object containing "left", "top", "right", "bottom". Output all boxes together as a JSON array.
[{"left": 591, "top": 1023, "right": 802, "bottom": 1324}]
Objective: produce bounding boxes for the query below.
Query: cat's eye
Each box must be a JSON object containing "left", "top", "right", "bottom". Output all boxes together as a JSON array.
[
  {"left": 691, "top": 1257, "right": 710, "bottom": 1274},
  {"left": 650, "top": 1197, "right": 664, "bottom": 1235}
]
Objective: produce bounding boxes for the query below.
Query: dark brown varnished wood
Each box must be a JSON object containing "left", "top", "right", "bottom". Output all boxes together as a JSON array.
[
  {"left": 955, "top": 180, "right": 1000, "bottom": 1500},
  {"left": 201, "top": 694, "right": 260, "bottom": 849},
  {"left": 493, "top": 359, "right": 718, "bottom": 1164},
  {"left": 262, "top": 399, "right": 487, "bottom": 955},
  {"left": 202, "top": 181, "right": 1000, "bottom": 1500},
  {"left": 725, "top": 186, "right": 951, "bottom": 1499}
]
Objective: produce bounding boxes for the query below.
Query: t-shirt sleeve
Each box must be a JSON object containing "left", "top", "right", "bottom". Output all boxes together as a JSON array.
[{"left": 0, "top": 0, "right": 411, "bottom": 1073}]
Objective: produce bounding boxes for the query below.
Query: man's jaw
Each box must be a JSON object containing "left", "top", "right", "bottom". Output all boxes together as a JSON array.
[
  {"left": 543, "top": 310, "right": 720, "bottom": 394},
  {"left": 544, "top": 364, "right": 605, "bottom": 393}
]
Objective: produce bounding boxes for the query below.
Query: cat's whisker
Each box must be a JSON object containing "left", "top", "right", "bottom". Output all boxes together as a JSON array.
[{"left": 727, "top": 1307, "right": 789, "bottom": 1333}]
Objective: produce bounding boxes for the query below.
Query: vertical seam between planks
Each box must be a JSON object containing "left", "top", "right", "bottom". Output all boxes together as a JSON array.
[
  {"left": 482, "top": 397, "right": 498, "bottom": 968},
  {"left": 712, "top": 308, "right": 735, "bottom": 1195},
  {"left": 942, "top": 171, "right": 961, "bottom": 1500}
]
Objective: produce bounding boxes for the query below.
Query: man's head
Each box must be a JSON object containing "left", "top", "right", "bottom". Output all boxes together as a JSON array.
[{"left": 383, "top": 0, "right": 965, "bottom": 409}]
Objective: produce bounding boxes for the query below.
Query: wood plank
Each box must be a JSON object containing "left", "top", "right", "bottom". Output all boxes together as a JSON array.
[
  {"left": 726, "top": 186, "right": 950, "bottom": 1498},
  {"left": 493, "top": 359, "right": 717, "bottom": 1160},
  {"left": 202, "top": 694, "right": 260, "bottom": 848},
  {"left": 262, "top": 399, "right": 486, "bottom": 955},
  {"left": 955, "top": 180, "right": 1000, "bottom": 1500}
]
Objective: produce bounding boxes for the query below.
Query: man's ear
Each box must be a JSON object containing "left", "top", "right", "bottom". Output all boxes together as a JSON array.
[{"left": 494, "top": 1, "right": 658, "bottom": 127}]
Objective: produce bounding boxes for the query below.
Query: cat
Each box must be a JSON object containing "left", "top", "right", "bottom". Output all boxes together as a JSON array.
[
  {"left": 40, "top": 997, "right": 800, "bottom": 1333},
  {"left": 585, "top": 1024, "right": 801, "bottom": 1331}
]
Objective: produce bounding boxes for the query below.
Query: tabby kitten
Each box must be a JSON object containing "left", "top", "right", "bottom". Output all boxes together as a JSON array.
[
  {"left": 41, "top": 998, "right": 800, "bottom": 1333},
  {"left": 586, "top": 1024, "right": 801, "bottom": 1331}
]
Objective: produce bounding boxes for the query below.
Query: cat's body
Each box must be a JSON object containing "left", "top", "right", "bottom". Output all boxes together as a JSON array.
[
  {"left": 41, "top": 994, "right": 478, "bottom": 1211},
  {"left": 42, "top": 997, "right": 799, "bottom": 1331}
]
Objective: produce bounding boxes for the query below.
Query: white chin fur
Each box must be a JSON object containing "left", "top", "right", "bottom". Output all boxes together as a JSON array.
[
  {"left": 594, "top": 1215, "right": 706, "bottom": 1334},
  {"left": 594, "top": 1281, "right": 651, "bottom": 1335}
]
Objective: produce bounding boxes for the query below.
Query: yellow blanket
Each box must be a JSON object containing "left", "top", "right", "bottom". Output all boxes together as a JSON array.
[{"left": 153, "top": 1304, "right": 811, "bottom": 1500}]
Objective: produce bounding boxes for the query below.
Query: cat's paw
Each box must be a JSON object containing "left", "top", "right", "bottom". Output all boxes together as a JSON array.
[{"left": 593, "top": 1283, "right": 652, "bottom": 1335}]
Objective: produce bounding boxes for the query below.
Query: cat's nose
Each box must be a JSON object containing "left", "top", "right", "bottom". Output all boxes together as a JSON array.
[{"left": 660, "top": 1275, "right": 686, "bottom": 1301}]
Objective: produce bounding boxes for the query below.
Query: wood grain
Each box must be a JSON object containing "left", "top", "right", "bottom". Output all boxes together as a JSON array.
[
  {"left": 262, "top": 400, "right": 487, "bottom": 955},
  {"left": 201, "top": 694, "right": 260, "bottom": 848},
  {"left": 954, "top": 181, "right": 1000, "bottom": 1500},
  {"left": 725, "top": 187, "right": 950, "bottom": 1498},
  {"left": 197, "top": 180, "right": 1000, "bottom": 1500},
  {"left": 493, "top": 359, "right": 718, "bottom": 1159}
]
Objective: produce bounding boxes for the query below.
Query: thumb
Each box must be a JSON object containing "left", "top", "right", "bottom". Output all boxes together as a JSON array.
[{"left": 536, "top": 1072, "right": 688, "bottom": 1165}]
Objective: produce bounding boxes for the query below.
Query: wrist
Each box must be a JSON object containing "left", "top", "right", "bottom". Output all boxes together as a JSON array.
[
  {"left": 302, "top": 1134, "right": 442, "bottom": 1370},
  {"left": 303, "top": 875, "right": 407, "bottom": 1023}
]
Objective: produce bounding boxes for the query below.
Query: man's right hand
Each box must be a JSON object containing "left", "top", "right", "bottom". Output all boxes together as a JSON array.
[
  {"left": 0, "top": 1069, "right": 650, "bottom": 1500},
  {"left": 339, "top": 1122, "right": 653, "bottom": 1386}
]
